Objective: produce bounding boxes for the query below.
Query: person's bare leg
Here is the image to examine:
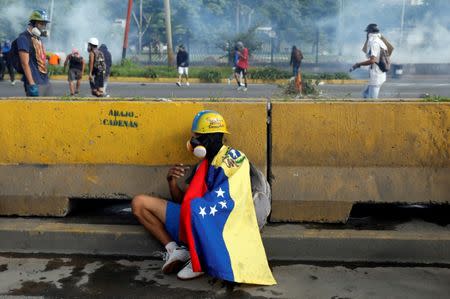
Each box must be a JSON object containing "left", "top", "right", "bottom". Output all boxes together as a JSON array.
[
  {"left": 75, "top": 79, "right": 81, "bottom": 93},
  {"left": 131, "top": 194, "right": 172, "bottom": 245},
  {"left": 68, "top": 81, "right": 74, "bottom": 95}
]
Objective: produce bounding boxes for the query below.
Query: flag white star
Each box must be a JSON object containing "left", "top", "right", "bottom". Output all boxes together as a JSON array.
[
  {"left": 215, "top": 187, "right": 225, "bottom": 198},
  {"left": 209, "top": 205, "right": 218, "bottom": 216},
  {"left": 219, "top": 201, "right": 227, "bottom": 209},
  {"left": 199, "top": 206, "right": 207, "bottom": 218}
]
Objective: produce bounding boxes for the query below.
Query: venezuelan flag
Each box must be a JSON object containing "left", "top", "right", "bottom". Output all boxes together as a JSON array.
[{"left": 180, "top": 145, "right": 276, "bottom": 285}]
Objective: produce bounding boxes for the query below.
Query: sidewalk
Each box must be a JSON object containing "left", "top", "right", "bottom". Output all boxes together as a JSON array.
[{"left": 1, "top": 217, "right": 449, "bottom": 264}]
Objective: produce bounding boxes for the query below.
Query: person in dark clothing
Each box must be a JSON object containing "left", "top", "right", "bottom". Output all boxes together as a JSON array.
[
  {"left": 17, "top": 9, "right": 52, "bottom": 97},
  {"left": 87, "top": 37, "right": 105, "bottom": 97},
  {"left": 99, "top": 44, "right": 112, "bottom": 94},
  {"left": 176, "top": 45, "right": 189, "bottom": 87},
  {"left": 1, "top": 41, "right": 16, "bottom": 85},
  {"left": 63, "top": 48, "right": 85, "bottom": 96},
  {"left": 290, "top": 45, "right": 303, "bottom": 95}
]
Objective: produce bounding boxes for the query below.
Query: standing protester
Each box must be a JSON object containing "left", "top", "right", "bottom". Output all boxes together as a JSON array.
[
  {"left": 63, "top": 48, "right": 85, "bottom": 96},
  {"left": 176, "top": 45, "right": 190, "bottom": 87},
  {"left": 234, "top": 41, "right": 248, "bottom": 91},
  {"left": 352, "top": 24, "right": 392, "bottom": 99},
  {"left": 1, "top": 41, "right": 16, "bottom": 85},
  {"left": 87, "top": 37, "right": 106, "bottom": 97},
  {"left": 99, "top": 44, "right": 112, "bottom": 95},
  {"left": 16, "top": 9, "right": 51, "bottom": 97},
  {"left": 227, "top": 45, "right": 240, "bottom": 85},
  {"left": 131, "top": 110, "right": 276, "bottom": 285},
  {"left": 290, "top": 45, "right": 304, "bottom": 95}
]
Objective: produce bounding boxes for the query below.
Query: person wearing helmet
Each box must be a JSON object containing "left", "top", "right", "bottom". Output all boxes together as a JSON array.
[
  {"left": 16, "top": 9, "right": 52, "bottom": 96},
  {"left": 87, "top": 37, "right": 106, "bottom": 97},
  {"left": 63, "top": 48, "right": 85, "bottom": 96},
  {"left": 351, "top": 23, "right": 389, "bottom": 99},
  {"left": 131, "top": 111, "right": 275, "bottom": 285}
]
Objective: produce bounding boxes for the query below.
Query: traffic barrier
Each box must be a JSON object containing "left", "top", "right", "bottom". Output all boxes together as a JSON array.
[
  {"left": 0, "top": 99, "right": 267, "bottom": 216},
  {"left": 270, "top": 102, "right": 450, "bottom": 222}
]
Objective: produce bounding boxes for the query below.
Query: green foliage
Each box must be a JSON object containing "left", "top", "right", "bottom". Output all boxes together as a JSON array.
[
  {"left": 198, "top": 68, "right": 222, "bottom": 83},
  {"left": 248, "top": 67, "right": 291, "bottom": 80},
  {"left": 422, "top": 94, "right": 450, "bottom": 102}
]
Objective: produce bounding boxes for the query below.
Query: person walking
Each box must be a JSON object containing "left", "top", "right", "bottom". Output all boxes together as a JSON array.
[
  {"left": 352, "top": 24, "right": 390, "bottom": 99},
  {"left": 63, "top": 48, "right": 85, "bottom": 96},
  {"left": 176, "top": 45, "right": 189, "bottom": 87},
  {"left": 234, "top": 41, "right": 248, "bottom": 91},
  {"left": 16, "top": 9, "right": 52, "bottom": 97},
  {"left": 290, "top": 45, "right": 303, "bottom": 95},
  {"left": 1, "top": 41, "right": 16, "bottom": 85},
  {"left": 87, "top": 37, "right": 106, "bottom": 97},
  {"left": 99, "top": 44, "right": 112, "bottom": 95}
]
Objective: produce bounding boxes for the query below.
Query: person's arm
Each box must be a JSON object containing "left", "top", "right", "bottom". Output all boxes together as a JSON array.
[
  {"left": 19, "top": 50, "right": 35, "bottom": 85},
  {"left": 88, "top": 52, "right": 94, "bottom": 81},
  {"left": 63, "top": 55, "right": 70, "bottom": 72},
  {"left": 166, "top": 164, "right": 189, "bottom": 203},
  {"left": 81, "top": 58, "right": 85, "bottom": 78},
  {"left": 352, "top": 55, "right": 376, "bottom": 69}
]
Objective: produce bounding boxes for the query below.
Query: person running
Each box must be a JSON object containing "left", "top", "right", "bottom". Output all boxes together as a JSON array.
[
  {"left": 131, "top": 110, "right": 275, "bottom": 285},
  {"left": 234, "top": 41, "right": 248, "bottom": 91},
  {"left": 352, "top": 24, "right": 389, "bottom": 99},
  {"left": 176, "top": 45, "right": 189, "bottom": 87},
  {"left": 63, "top": 48, "right": 85, "bottom": 96},
  {"left": 16, "top": 9, "right": 52, "bottom": 97},
  {"left": 87, "top": 37, "right": 106, "bottom": 97}
]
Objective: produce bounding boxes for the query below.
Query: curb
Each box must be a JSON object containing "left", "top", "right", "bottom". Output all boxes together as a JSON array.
[
  {"left": 1, "top": 218, "right": 449, "bottom": 263},
  {"left": 49, "top": 75, "right": 366, "bottom": 85}
]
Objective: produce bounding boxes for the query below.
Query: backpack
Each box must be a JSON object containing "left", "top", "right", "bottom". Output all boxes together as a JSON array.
[
  {"left": 9, "top": 34, "right": 33, "bottom": 74},
  {"left": 93, "top": 49, "right": 106, "bottom": 72},
  {"left": 376, "top": 47, "right": 391, "bottom": 73}
]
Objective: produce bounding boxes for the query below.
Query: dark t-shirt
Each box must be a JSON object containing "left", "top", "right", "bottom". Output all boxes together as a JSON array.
[
  {"left": 69, "top": 55, "right": 83, "bottom": 71},
  {"left": 17, "top": 30, "right": 49, "bottom": 85}
]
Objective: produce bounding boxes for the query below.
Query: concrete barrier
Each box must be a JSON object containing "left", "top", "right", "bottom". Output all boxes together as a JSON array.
[
  {"left": 271, "top": 102, "right": 450, "bottom": 223},
  {"left": 0, "top": 99, "right": 267, "bottom": 216}
]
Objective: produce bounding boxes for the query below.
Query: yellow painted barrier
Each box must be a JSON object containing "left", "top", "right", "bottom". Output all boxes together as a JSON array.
[
  {"left": 0, "top": 100, "right": 266, "bottom": 166},
  {"left": 271, "top": 102, "right": 450, "bottom": 222}
]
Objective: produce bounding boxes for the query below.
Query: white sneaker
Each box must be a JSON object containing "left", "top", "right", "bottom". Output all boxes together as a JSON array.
[
  {"left": 176, "top": 82, "right": 181, "bottom": 87},
  {"left": 11, "top": 81, "right": 16, "bottom": 86},
  {"left": 162, "top": 247, "right": 190, "bottom": 274},
  {"left": 242, "top": 87, "right": 248, "bottom": 92},
  {"left": 177, "top": 260, "right": 204, "bottom": 280},
  {"left": 186, "top": 82, "right": 190, "bottom": 87}
]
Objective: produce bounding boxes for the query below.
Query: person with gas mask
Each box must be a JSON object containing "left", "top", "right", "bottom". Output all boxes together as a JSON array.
[
  {"left": 17, "top": 9, "right": 51, "bottom": 97},
  {"left": 132, "top": 110, "right": 275, "bottom": 285}
]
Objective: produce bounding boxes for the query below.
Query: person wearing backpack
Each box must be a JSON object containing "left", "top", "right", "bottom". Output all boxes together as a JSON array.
[
  {"left": 351, "top": 24, "right": 390, "bottom": 99},
  {"left": 87, "top": 37, "right": 105, "bottom": 97},
  {"left": 63, "top": 48, "right": 85, "bottom": 96},
  {"left": 99, "top": 44, "right": 112, "bottom": 96},
  {"left": 14, "top": 9, "right": 52, "bottom": 97},
  {"left": 1, "top": 41, "right": 16, "bottom": 85}
]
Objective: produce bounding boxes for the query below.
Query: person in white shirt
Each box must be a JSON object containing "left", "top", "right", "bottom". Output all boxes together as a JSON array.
[{"left": 352, "top": 24, "right": 388, "bottom": 99}]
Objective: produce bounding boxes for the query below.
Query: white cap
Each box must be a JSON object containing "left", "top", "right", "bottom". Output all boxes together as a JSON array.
[{"left": 88, "top": 37, "right": 99, "bottom": 46}]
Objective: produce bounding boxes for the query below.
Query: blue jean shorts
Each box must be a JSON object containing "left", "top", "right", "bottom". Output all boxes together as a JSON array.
[{"left": 165, "top": 201, "right": 181, "bottom": 244}]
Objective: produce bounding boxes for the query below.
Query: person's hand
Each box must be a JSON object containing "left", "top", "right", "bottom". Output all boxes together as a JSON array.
[
  {"left": 350, "top": 63, "right": 360, "bottom": 72},
  {"left": 27, "top": 84, "right": 39, "bottom": 96},
  {"left": 167, "top": 164, "right": 189, "bottom": 182},
  {"left": 89, "top": 74, "right": 93, "bottom": 82}
]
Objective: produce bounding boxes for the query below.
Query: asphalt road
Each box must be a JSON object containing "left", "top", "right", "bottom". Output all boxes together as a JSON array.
[
  {"left": 1, "top": 254, "right": 449, "bottom": 298},
  {"left": 0, "top": 76, "right": 449, "bottom": 99}
]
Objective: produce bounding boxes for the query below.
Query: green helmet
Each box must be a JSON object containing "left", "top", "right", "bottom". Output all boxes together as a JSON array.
[{"left": 29, "top": 9, "right": 50, "bottom": 23}]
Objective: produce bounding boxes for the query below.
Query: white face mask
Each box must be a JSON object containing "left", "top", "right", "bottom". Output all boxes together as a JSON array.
[
  {"left": 31, "top": 27, "right": 41, "bottom": 37},
  {"left": 186, "top": 139, "right": 207, "bottom": 159}
]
